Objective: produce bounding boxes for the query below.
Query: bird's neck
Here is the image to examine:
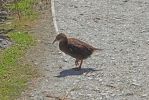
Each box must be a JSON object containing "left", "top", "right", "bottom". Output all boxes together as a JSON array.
[
  {"left": 59, "top": 38, "right": 68, "bottom": 46},
  {"left": 59, "top": 38, "right": 68, "bottom": 52}
]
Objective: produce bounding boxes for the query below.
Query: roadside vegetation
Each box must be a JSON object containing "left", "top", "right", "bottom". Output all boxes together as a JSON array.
[{"left": 0, "top": 0, "right": 39, "bottom": 99}]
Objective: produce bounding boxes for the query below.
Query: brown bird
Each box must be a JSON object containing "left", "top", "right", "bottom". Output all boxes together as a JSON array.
[{"left": 53, "top": 33, "right": 102, "bottom": 70}]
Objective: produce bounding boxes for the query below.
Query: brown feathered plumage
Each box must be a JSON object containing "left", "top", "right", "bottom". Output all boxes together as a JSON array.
[{"left": 53, "top": 33, "right": 102, "bottom": 70}]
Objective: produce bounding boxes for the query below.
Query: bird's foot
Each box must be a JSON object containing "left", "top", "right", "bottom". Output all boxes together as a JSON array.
[
  {"left": 72, "top": 67, "right": 81, "bottom": 71},
  {"left": 75, "top": 60, "right": 80, "bottom": 66}
]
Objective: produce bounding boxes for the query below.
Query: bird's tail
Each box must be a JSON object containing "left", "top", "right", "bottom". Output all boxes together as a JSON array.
[{"left": 93, "top": 48, "right": 103, "bottom": 51}]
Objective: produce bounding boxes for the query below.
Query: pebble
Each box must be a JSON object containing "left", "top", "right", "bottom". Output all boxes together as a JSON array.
[
  {"left": 0, "top": 38, "right": 12, "bottom": 49},
  {"left": 87, "top": 77, "right": 93, "bottom": 80},
  {"left": 131, "top": 82, "right": 141, "bottom": 87},
  {"left": 63, "top": 58, "right": 68, "bottom": 62},
  {"left": 141, "top": 94, "right": 148, "bottom": 97},
  {"left": 58, "top": 52, "right": 62, "bottom": 54},
  {"left": 34, "top": 62, "right": 38, "bottom": 65},
  {"left": 29, "top": 93, "right": 35, "bottom": 97}
]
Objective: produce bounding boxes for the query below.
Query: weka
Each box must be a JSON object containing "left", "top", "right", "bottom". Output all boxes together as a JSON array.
[{"left": 53, "top": 33, "right": 102, "bottom": 70}]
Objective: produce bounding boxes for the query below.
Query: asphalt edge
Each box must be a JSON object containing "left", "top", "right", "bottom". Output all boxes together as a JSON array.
[{"left": 51, "top": 0, "right": 59, "bottom": 34}]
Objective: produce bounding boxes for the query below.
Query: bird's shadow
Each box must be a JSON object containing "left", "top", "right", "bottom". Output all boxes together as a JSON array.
[{"left": 55, "top": 68, "right": 99, "bottom": 78}]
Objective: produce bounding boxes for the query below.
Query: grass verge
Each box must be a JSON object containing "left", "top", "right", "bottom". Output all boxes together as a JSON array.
[
  {"left": 0, "top": 0, "right": 40, "bottom": 99},
  {"left": 0, "top": 32, "right": 39, "bottom": 100}
]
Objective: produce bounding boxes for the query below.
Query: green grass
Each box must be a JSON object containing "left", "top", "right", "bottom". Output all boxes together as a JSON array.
[
  {"left": 1, "top": 0, "right": 39, "bottom": 31},
  {"left": 7, "top": 0, "right": 38, "bottom": 19},
  {"left": 0, "top": 32, "right": 34, "bottom": 74},
  {"left": 0, "top": 0, "right": 40, "bottom": 99},
  {"left": 0, "top": 32, "right": 38, "bottom": 100}
]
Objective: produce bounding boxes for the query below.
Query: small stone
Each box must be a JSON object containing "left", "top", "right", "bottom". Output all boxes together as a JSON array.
[
  {"left": 34, "top": 62, "right": 38, "bottom": 65},
  {"left": 45, "top": 79, "right": 48, "bottom": 82},
  {"left": 79, "top": 13, "right": 84, "bottom": 16},
  {"left": 131, "top": 80, "right": 141, "bottom": 86},
  {"left": 111, "top": 57, "right": 115, "bottom": 60},
  {"left": 59, "top": 66, "right": 62, "bottom": 69},
  {"left": 29, "top": 94, "right": 34, "bottom": 97},
  {"left": 74, "top": 5, "right": 78, "bottom": 8},
  {"left": 99, "top": 96, "right": 102, "bottom": 100},
  {"left": 38, "top": 40, "right": 41, "bottom": 42},
  {"left": 87, "top": 77, "right": 93, "bottom": 80},
  {"left": 87, "top": 93, "right": 92, "bottom": 97},
  {"left": 58, "top": 52, "right": 62, "bottom": 54},
  {"left": 141, "top": 94, "right": 148, "bottom": 97},
  {"left": 111, "top": 93, "right": 116, "bottom": 97},
  {"left": 6, "top": 22, "right": 12, "bottom": 25},
  {"left": 143, "top": 57, "right": 147, "bottom": 60},
  {"left": 125, "top": 92, "right": 134, "bottom": 96},
  {"left": 123, "top": 0, "right": 129, "bottom": 2},
  {"left": 97, "top": 78, "right": 103, "bottom": 82},
  {"left": 63, "top": 58, "right": 68, "bottom": 62}
]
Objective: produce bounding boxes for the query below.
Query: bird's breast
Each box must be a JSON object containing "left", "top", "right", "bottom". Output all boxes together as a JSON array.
[
  {"left": 59, "top": 41, "right": 69, "bottom": 54},
  {"left": 59, "top": 42, "right": 78, "bottom": 58}
]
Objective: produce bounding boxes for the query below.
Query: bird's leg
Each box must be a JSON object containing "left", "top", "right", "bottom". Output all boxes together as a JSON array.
[
  {"left": 78, "top": 60, "right": 83, "bottom": 70},
  {"left": 73, "top": 59, "right": 83, "bottom": 71},
  {"left": 73, "top": 59, "right": 81, "bottom": 71},
  {"left": 75, "top": 59, "right": 79, "bottom": 66}
]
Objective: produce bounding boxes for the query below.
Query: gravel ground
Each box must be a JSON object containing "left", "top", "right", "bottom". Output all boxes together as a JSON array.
[{"left": 19, "top": 0, "right": 149, "bottom": 100}]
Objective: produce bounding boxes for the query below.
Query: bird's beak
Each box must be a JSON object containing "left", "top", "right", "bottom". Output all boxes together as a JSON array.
[{"left": 52, "top": 39, "right": 57, "bottom": 44}]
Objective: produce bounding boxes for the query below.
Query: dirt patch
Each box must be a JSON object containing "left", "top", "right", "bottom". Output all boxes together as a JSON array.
[{"left": 17, "top": 1, "right": 60, "bottom": 99}]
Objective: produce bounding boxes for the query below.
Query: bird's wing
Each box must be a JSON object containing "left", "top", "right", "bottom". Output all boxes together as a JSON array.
[
  {"left": 67, "top": 38, "right": 93, "bottom": 56},
  {"left": 68, "top": 38, "right": 93, "bottom": 48}
]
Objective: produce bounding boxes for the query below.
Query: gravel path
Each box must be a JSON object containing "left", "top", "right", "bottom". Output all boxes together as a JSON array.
[{"left": 19, "top": 0, "right": 149, "bottom": 100}]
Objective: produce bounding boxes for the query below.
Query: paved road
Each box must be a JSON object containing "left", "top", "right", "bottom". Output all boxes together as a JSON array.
[{"left": 19, "top": 0, "right": 149, "bottom": 100}]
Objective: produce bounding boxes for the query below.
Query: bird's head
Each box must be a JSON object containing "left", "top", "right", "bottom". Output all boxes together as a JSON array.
[{"left": 52, "top": 33, "right": 67, "bottom": 44}]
